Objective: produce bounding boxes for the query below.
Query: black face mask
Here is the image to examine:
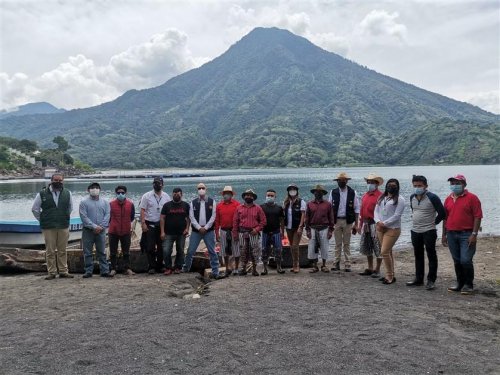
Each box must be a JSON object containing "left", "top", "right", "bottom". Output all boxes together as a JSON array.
[
  {"left": 173, "top": 196, "right": 181, "bottom": 202},
  {"left": 314, "top": 192, "right": 324, "bottom": 200},
  {"left": 337, "top": 182, "right": 347, "bottom": 189},
  {"left": 244, "top": 197, "right": 254, "bottom": 204},
  {"left": 153, "top": 183, "right": 162, "bottom": 192},
  {"left": 52, "top": 182, "right": 63, "bottom": 190},
  {"left": 387, "top": 186, "right": 398, "bottom": 194}
]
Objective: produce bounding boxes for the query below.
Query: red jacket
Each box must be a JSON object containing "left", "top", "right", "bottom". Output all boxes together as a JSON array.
[{"left": 109, "top": 199, "right": 135, "bottom": 236}]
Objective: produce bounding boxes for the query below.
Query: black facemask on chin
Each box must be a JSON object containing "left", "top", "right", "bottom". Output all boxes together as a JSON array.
[
  {"left": 173, "top": 196, "right": 181, "bottom": 202},
  {"left": 387, "top": 186, "right": 398, "bottom": 194},
  {"left": 244, "top": 197, "right": 254, "bottom": 204},
  {"left": 314, "top": 192, "right": 324, "bottom": 200},
  {"left": 337, "top": 182, "right": 347, "bottom": 189},
  {"left": 51, "top": 182, "right": 63, "bottom": 190},
  {"left": 153, "top": 183, "right": 162, "bottom": 192}
]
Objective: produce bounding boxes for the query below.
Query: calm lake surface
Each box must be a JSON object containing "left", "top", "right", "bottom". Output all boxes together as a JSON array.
[{"left": 1, "top": 165, "right": 499, "bottom": 252}]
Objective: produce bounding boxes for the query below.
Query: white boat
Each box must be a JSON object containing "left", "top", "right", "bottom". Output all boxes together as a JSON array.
[{"left": 0, "top": 217, "right": 83, "bottom": 248}]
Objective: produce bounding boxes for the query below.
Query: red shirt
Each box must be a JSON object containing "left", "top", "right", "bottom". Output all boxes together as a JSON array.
[
  {"left": 215, "top": 199, "right": 240, "bottom": 231},
  {"left": 444, "top": 190, "right": 482, "bottom": 231},
  {"left": 305, "top": 200, "right": 334, "bottom": 230},
  {"left": 360, "top": 190, "right": 383, "bottom": 222},
  {"left": 232, "top": 204, "right": 267, "bottom": 238}
]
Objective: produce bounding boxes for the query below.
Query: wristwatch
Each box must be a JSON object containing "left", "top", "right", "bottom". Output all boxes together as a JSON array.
[{"left": 471, "top": 232, "right": 478, "bottom": 236}]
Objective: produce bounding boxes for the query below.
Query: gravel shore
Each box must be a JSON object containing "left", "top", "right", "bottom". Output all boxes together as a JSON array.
[{"left": 1, "top": 237, "right": 499, "bottom": 375}]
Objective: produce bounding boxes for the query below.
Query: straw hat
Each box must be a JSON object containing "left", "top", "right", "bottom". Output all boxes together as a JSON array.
[
  {"left": 221, "top": 186, "right": 235, "bottom": 195},
  {"left": 241, "top": 189, "right": 257, "bottom": 200},
  {"left": 364, "top": 173, "right": 383, "bottom": 185},
  {"left": 197, "top": 183, "right": 207, "bottom": 189},
  {"left": 310, "top": 184, "right": 328, "bottom": 195},
  {"left": 333, "top": 172, "right": 351, "bottom": 181}
]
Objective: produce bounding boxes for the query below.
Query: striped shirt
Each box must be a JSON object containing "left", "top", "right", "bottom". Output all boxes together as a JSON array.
[{"left": 232, "top": 204, "right": 267, "bottom": 238}]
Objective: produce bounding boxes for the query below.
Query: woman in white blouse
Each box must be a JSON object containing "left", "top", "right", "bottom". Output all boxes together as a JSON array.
[{"left": 374, "top": 178, "right": 405, "bottom": 284}]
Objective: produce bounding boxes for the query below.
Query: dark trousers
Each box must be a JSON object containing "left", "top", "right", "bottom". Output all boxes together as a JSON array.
[
  {"left": 410, "top": 229, "right": 438, "bottom": 282},
  {"left": 109, "top": 233, "right": 131, "bottom": 271},
  {"left": 146, "top": 224, "right": 164, "bottom": 271}
]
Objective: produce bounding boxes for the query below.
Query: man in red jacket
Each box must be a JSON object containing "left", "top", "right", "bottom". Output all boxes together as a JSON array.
[{"left": 109, "top": 185, "right": 136, "bottom": 276}]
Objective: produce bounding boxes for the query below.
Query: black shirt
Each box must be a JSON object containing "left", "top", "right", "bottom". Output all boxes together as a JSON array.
[
  {"left": 260, "top": 203, "right": 284, "bottom": 233},
  {"left": 161, "top": 201, "right": 190, "bottom": 235}
]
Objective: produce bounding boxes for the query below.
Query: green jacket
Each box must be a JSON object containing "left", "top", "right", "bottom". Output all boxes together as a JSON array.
[{"left": 39, "top": 187, "right": 71, "bottom": 229}]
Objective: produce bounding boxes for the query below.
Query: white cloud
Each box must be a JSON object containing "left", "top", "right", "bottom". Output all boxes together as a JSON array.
[
  {"left": 462, "top": 90, "right": 500, "bottom": 115},
  {"left": 0, "top": 29, "right": 197, "bottom": 110},
  {"left": 358, "top": 9, "right": 408, "bottom": 42}
]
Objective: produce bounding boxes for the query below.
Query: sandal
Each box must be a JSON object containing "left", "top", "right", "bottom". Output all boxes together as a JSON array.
[
  {"left": 321, "top": 266, "right": 330, "bottom": 273},
  {"left": 382, "top": 277, "right": 396, "bottom": 284},
  {"left": 310, "top": 267, "right": 319, "bottom": 273}
]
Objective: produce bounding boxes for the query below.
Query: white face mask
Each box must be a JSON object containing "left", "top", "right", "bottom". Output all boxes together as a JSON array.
[
  {"left": 89, "top": 188, "right": 100, "bottom": 197},
  {"left": 198, "top": 188, "right": 206, "bottom": 196},
  {"left": 288, "top": 190, "right": 297, "bottom": 197}
]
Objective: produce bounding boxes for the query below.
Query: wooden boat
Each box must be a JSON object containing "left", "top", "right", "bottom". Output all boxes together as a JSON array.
[{"left": 0, "top": 217, "right": 83, "bottom": 248}]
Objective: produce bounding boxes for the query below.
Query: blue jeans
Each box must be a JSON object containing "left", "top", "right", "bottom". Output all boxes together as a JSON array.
[
  {"left": 447, "top": 231, "right": 476, "bottom": 287},
  {"left": 82, "top": 228, "right": 109, "bottom": 275},
  {"left": 183, "top": 230, "right": 219, "bottom": 276},
  {"left": 163, "top": 234, "right": 186, "bottom": 270}
]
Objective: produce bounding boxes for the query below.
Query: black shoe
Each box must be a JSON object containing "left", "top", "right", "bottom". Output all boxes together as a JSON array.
[
  {"left": 240, "top": 269, "right": 248, "bottom": 276},
  {"left": 59, "top": 273, "right": 74, "bottom": 278},
  {"left": 447, "top": 283, "right": 462, "bottom": 292},
  {"left": 82, "top": 273, "right": 92, "bottom": 278},
  {"left": 344, "top": 268, "right": 351, "bottom": 273},
  {"left": 224, "top": 269, "right": 233, "bottom": 277},
  {"left": 252, "top": 270, "right": 259, "bottom": 276},
  {"left": 148, "top": 269, "right": 155, "bottom": 275},
  {"left": 460, "top": 285, "right": 474, "bottom": 295},
  {"left": 44, "top": 274, "right": 56, "bottom": 280},
  {"left": 406, "top": 280, "right": 424, "bottom": 286},
  {"left": 213, "top": 274, "right": 226, "bottom": 280},
  {"left": 426, "top": 281, "right": 436, "bottom": 290},
  {"left": 378, "top": 276, "right": 385, "bottom": 281},
  {"left": 101, "top": 273, "right": 114, "bottom": 278},
  {"left": 359, "top": 269, "right": 373, "bottom": 276},
  {"left": 331, "top": 263, "right": 340, "bottom": 271},
  {"left": 261, "top": 270, "right": 268, "bottom": 276}
]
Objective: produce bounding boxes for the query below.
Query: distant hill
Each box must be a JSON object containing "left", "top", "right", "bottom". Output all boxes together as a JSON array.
[
  {"left": 0, "top": 27, "right": 498, "bottom": 168},
  {"left": 0, "top": 102, "right": 65, "bottom": 120}
]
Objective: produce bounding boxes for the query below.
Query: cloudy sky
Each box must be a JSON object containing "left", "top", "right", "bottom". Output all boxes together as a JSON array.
[{"left": 1, "top": 0, "right": 498, "bottom": 113}]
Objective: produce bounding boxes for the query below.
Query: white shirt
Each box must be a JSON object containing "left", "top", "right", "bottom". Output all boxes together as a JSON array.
[
  {"left": 374, "top": 196, "right": 405, "bottom": 229},
  {"left": 328, "top": 187, "right": 360, "bottom": 217},
  {"left": 286, "top": 199, "right": 306, "bottom": 230},
  {"left": 140, "top": 190, "right": 171, "bottom": 222},
  {"left": 32, "top": 186, "right": 73, "bottom": 221},
  {"left": 189, "top": 197, "right": 216, "bottom": 230}
]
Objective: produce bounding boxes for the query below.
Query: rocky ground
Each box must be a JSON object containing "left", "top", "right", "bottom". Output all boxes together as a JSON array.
[{"left": 0, "top": 237, "right": 499, "bottom": 374}]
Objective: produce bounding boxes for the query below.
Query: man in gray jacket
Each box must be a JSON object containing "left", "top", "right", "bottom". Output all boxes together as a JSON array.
[{"left": 79, "top": 182, "right": 112, "bottom": 278}]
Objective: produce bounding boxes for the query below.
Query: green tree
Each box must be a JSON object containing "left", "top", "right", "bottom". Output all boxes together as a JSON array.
[{"left": 53, "top": 136, "right": 70, "bottom": 152}]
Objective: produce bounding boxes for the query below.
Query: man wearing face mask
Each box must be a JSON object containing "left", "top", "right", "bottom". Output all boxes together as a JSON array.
[
  {"left": 79, "top": 182, "right": 112, "bottom": 278},
  {"left": 215, "top": 186, "right": 240, "bottom": 277},
  {"left": 260, "top": 189, "right": 285, "bottom": 275},
  {"left": 160, "top": 188, "right": 190, "bottom": 275},
  {"left": 108, "top": 185, "right": 136, "bottom": 276},
  {"left": 442, "top": 174, "right": 482, "bottom": 295},
  {"left": 233, "top": 189, "right": 267, "bottom": 276},
  {"left": 283, "top": 184, "right": 306, "bottom": 273},
  {"left": 407, "top": 175, "right": 445, "bottom": 290},
  {"left": 183, "top": 183, "right": 222, "bottom": 279},
  {"left": 358, "top": 173, "right": 384, "bottom": 278},
  {"left": 305, "top": 185, "right": 334, "bottom": 273},
  {"left": 328, "top": 172, "right": 360, "bottom": 272},
  {"left": 32, "top": 173, "right": 74, "bottom": 280},
  {"left": 140, "top": 177, "right": 171, "bottom": 274}
]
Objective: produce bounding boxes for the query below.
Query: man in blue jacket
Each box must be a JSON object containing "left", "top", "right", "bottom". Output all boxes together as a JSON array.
[{"left": 406, "top": 175, "right": 445, "bottom": 290}]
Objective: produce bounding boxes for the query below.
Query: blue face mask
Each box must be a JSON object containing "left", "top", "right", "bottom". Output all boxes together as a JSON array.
[
  {"left": 116, "top": 193, "right": 126, "bottom": 201},
  {"left": 450, "top": 184, "right": 463, "bottom": 194},
  {"left": 413, "top": 187, "right": 425, "bottom": 195},
  {"left": 367, "top": 184, "right": 376, "bottom": 192},
  {"left": 266, "top": 196, "right": 275, "bottom": 203}
]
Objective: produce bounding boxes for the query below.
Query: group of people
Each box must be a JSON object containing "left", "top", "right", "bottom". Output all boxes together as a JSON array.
[{"left": 32, "top": 171, "right": 483, "bottom": 295}]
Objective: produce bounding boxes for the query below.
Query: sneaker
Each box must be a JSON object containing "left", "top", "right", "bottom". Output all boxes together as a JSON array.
[
  {"left": 370, "top": 271, "right": 381, "bottom": 278},
  {"left": 232, "top": 269, "right": 240, "bottom": 276},
  {"left": 45, "top": 274, "right": 56, "bottom": 280},
  {"left": 58, "top": 273, "right": 74, "bottom": 278},
  {"left": 124, "top": 269, "right": 135, "bottom": 276},
  {"left": 224, "top": 269, "right": 233, "bottom": 277},
  {"left": 164, "top": 269, "right": 173, "bottom": 276},
  {"left": 447, "top": 283, "right": 462, "bottom": 292},
  {"left": 148, "top": 269, "right": 156, "bottom": 275},
  {"left": 109, "top": 270, "right": 117, "bottom": 277},
  {"left": 406, "top": 279, "right": 424, "bottom": 286},
  {"left": 173, "top": 268, "right": 181, "bottom": 274},
  {"left": 460, "top": 285, "right": 474, "bottom": 295},
  {"left": 426, "top": 281, "right": 436, "bottom": 290},
  {"left": 82, "top": 273, "right": 92, "bottom": 278},
  {"left": 212, "top": 273, "right": 226, "bottom": 280},
  {"left": 101, "top": 273, "right": 114, "bottom": 278}
]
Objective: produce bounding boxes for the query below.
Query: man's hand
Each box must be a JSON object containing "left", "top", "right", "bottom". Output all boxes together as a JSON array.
[
  {"left": 160, "top": 232, "right": 165, "bottom": 241},
  {"left": 250, "top": 229, "right": 258, "bottom": 236},
  {"left": 306, "top": 231, "right": 311, "bottom": 239},
  {"left": 327, "top": 231, "right": 333, "bottom": 240},
  {"left": 183, "top": 229, "right": 189, "bottom": 237},
  {"left": 441, "top": 236, "right": 448, "bottom": 247},
  {"left": 141, "top": 223, "right": 149, "bottom": 233},
  {"left": 94, "top": 226, "right": 103, "bottom": 234},
  {"left": 351, "top": 225, "right": 358, "bottom": 235},
  {"left": 199, "top": 227, "right": 207, "bottom": 235},
  {"left": 376, "top": 222, "right": 385, "bottom": 232},
  {"left": 468, "top": 234, "right": 477, "bottom": 247}
]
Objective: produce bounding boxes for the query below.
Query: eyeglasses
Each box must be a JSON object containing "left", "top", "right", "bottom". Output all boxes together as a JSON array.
[
  {"left": 116, "top": 192, "right": 126, "bottom": 195},
  {"left": 197, "top": 187, "right": 206, "bottom": 190}
]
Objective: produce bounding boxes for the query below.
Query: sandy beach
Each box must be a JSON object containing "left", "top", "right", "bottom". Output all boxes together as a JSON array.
[{"left": 0, "top": 237, "right": 499, "bottom": 375}]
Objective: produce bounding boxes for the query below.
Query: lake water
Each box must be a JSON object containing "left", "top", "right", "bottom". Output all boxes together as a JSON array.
[{"left": 1, "top": 165, "right": 499, "bottom": 253}]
